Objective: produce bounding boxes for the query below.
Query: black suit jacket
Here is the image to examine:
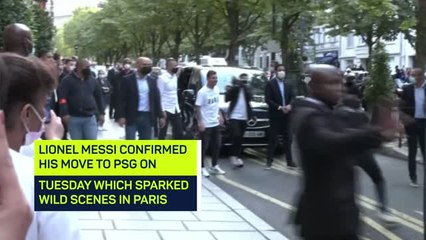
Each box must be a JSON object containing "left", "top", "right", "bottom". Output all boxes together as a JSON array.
[
  {"left": 225, "top": 85, "right": 253, "bottom": 120},
  {"left": 116, "top": 72, "right": 163, "bottom": 126},
  {"left": 291, "top": 98, "right": 383, "bottom": 237},
  {"left": 265, "top": 78, "right": 294, "bottom": 119}
]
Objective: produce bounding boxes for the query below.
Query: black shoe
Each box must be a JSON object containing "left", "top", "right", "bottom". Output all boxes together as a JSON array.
[{"left": 287, "top": 162, "right": 297, "bottom": 169}]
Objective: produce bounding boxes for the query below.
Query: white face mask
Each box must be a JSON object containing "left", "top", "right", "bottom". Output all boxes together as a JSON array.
[
  {"left": 124, "top": 64, "right": 131, "bottom": 69},
  {"left": 409, "top": 76, "right": 416, "bottom": 83},
  {"left": 22, "top": 105, "right": 45, "bottom": 146},
  {"left": 277, "top": 71, "right": 286, "bottom": 80}
]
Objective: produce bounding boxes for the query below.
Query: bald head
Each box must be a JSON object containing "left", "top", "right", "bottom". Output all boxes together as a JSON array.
[
  {"left": 136, "top": 57, "right": 153, "bottom": 75},
  {"left": 3, "top": 23, "right": 33, "bottom": 56},
  {"left": 306, "top": 64, "right": 344, "bottom": 105}
]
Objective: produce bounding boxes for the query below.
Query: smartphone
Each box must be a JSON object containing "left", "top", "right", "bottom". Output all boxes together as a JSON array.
[{"left": 44, "top": 98, "right": 52, "bottom": 124}]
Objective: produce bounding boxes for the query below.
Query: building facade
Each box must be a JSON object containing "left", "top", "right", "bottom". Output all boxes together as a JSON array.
[{"left": 250, "top": 25, "right": 416, "bottom": 72}]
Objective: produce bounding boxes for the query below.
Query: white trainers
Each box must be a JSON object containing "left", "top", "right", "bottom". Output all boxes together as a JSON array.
[
  {"left": 202, "top": 168, "right": 210, "bottom": 177},
  {"left": 210, "top": 165, "right": 226, "bottom": 175},
  {"left": 378, "top": 211, "right": 398, "bottom": 224},
  {"left": 236, "top": 158, "right": 244, "bottom": 167},
  {"left": 410, "top": 181, "right": 420, "bottom": 188},
  {"left": 230, "top": 156, "right": 239, "bottom": 166}
]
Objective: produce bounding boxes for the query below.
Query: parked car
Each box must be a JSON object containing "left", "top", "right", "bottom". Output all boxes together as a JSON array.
[{"left": 177, "top": 66, "right": 274, "bottom": 148}]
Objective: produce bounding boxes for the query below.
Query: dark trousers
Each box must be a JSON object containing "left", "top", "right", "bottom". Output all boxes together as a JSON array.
[
  {"left": 125, "top": 112, "right": 152, "bottom": 140},
  {"left": 159, "top": 111, "right": 183, "bottom": 140},
  {"left": 229, "top": 119, "right": 247, "bottom": 158},
  {"left": 200, "top": 126, "right": 221, "bottom": 168},
  {"left": 267, "top": 116, "right": 293, "bottom": 165},
  {"left": 304, "top": 235, "right": 358, "bottom": 240},
  {"left": 357, "top": 152, "right": 387, "bottom": 211},
  {"left": 407, "top": 119, "right": 426, "bottom": 182}
]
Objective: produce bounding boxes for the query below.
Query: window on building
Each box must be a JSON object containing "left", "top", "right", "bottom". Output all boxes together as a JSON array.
[{"left": 347, "top": 34, "right": 354, "bottom": 48}]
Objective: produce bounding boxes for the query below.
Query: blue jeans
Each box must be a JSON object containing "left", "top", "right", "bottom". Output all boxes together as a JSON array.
[
  {"left": 68, "top": 116, "right": 98, "bottom": 140},
  {"left": 125, "top": 112, "right": 153, "bottom": 140}
]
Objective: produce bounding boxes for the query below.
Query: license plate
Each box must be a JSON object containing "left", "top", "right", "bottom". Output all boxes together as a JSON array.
[{"left": 243, "top": 131, "right": 265, "bottom": 138}]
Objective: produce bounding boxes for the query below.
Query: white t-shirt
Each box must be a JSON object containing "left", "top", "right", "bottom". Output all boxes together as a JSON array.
[
  {"left": 230, "top": 89, "right": 248, "bottom": 120},
  {"left": 10, "top": 149, "right": 82, "bottom": 240},
  {"left": 195, "top": 85, "right": 220, "bottom": 128},
  {"left": 158, "top": 72, "right": 180, "bottom": 114}
]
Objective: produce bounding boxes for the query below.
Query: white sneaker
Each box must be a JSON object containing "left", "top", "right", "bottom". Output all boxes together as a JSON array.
[
  {"left": 236, "top": 158, "right": 244, "bottom": 167},
  {"left": 202, "top": 168, "right": 210, "bottom": 177},
  {"left": 210, "top": 165, "right": 226, "bottom": 175},
  {"left": 410, "top": 181, "right": 420, "bottom": 188},
  {"left": 378, "top": 211, "right": 398, "bottom": 224},
  {"left": 98, "top": 126, "right": 103, "bottom": 131},
  {"left": 230, "top": 156, "right": 239, "bottom": 166}
]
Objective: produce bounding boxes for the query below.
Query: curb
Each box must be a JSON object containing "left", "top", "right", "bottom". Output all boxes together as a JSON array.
[{"left": 376, "top": 146, "right": 423, "bottom": 164}]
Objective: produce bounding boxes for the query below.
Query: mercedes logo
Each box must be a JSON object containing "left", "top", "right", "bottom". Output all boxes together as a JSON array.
[{"left": 247, "top": 117, "right": 257, "bottom": 127}]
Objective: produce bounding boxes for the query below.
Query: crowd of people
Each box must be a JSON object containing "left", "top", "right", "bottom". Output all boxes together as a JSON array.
[{"left": 0, "top": 22, "right": 425, "bottom": 240}]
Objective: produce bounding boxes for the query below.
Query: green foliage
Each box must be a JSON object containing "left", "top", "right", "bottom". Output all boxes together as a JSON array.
[
  {"left": 32, "top": 3, "right": 56, "bottom": 56},
  {"left": 322, "top": 0, "right": 416, "bottom": 66},
  {"left": 363, "top": 42, "right": 395, "bottom": 104},
  {"left": 0, "top": 0, "right": 33, "bottom": 49},
  {"left": 54, "top": 27, "right": 73, "bottom": 57}
]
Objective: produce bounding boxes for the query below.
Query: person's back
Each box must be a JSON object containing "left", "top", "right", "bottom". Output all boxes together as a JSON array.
[
  {"left": 292, "top": 65, "right": 386, "bottom": 239},
  {"left": 293, "top": 98, "right": 362, "bottom": 237}
]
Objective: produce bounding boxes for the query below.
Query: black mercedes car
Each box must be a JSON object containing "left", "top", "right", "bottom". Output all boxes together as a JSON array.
[{"left": 177, "top": 66, "right": 274, "bottom": 148}]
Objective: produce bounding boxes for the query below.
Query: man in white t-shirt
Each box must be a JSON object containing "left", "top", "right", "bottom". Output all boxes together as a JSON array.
[
  {"left": 195, "top": 70, "right": 226, "bottom": 177},
  {"left": 225, "top": 73, "right": 253, "bottom": 167}
]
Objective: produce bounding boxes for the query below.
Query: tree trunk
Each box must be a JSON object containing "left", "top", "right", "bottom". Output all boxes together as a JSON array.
[
  {"left": 367, "top": 43, "right": 373, "bottom": 71},
  {"left": 227, "top": 40, "right": 239, "bottom": 66},
  {"left": 280, "top": 27, "right": 290, "bottom": 67},
  {"left": 416, "top": 0, "right": 426, "bottom": 69}
]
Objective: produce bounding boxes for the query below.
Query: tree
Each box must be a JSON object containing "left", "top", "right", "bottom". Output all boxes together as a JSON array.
[
  {"left": 215, "top": 0, "right": 266, "bottom": 66},
  {"left": 32, "top": 3, "right": 56, "bottom": 56},
  {"left": 54, "top": 27, "right": 73, "bottom": 57},
  {"left": 0, "top": 0, "right": 33, "bottom": 49},
  {"left": 323, "top": 0, "right": 416, "bottom": 69},
  {"left": 268, "top": 0, "right": 314, "bottom": 68},
  {"left": 416, "top": 0, "right": 426, "bottom": 69},
  {"left": 363, "top": 42, "right": 395, "bottom": 105}
]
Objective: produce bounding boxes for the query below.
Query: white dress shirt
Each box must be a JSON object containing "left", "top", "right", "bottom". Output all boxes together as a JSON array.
[
  {"left": 10, "top": 149, "right": 82, "bottom": 240},
  {"left": 158, "top": 71, "right": 180, "bottom": 114},
  {"left": 137, "top": 73, "right": 150, "bottom": 112},
  {"left": 414, "top": 83, "right": 426, "bottom": 119}
]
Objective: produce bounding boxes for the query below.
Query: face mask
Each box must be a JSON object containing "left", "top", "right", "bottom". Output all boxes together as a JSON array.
[
  {"left": 140, "top": 66, "right": 152, "bottom": 75},
  {"left": 82, "top": 68, "right": 91, "bottom": 78},
  {"left": 124, "top": 64, "right": 131, "bottom": 70},
  {"left": 277, "top": 71, "right": 286, "bottom": 80},
  {"left": 409, "top": 77, "right": 416, "bottom": 83},
  {"left": 171, "top": 67, "right": 179, "bottom": 74},
  {"left": 22, "top": 105, "right": 45, "bottom": 146},
  {"left": 99, "top": 74, "right": 106, "bottom": 78}
]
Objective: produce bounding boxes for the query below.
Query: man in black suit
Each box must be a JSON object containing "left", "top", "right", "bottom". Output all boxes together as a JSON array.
[
  {"left": 116, "top": 57, "right": 165, "bottom": 140},
  {"left": 265, "top": 64, "right": 296, "bottom": 169},
  {"left": 400, "top": 68, "right": 426, "bottom": 187},
  {"left": 292, "top": 64, "right": 392, "bottom": 240}
]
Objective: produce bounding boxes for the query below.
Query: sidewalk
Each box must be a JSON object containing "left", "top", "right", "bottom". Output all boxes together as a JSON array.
[
  {"left": 379, "top": 138, "right": 423, "bottom": 164},
  {"left": 78, "top": 178, "right": 288, "bottom": 240},
  {"left": 77, "top": 118, "right": 289, "bottom": 240}
]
